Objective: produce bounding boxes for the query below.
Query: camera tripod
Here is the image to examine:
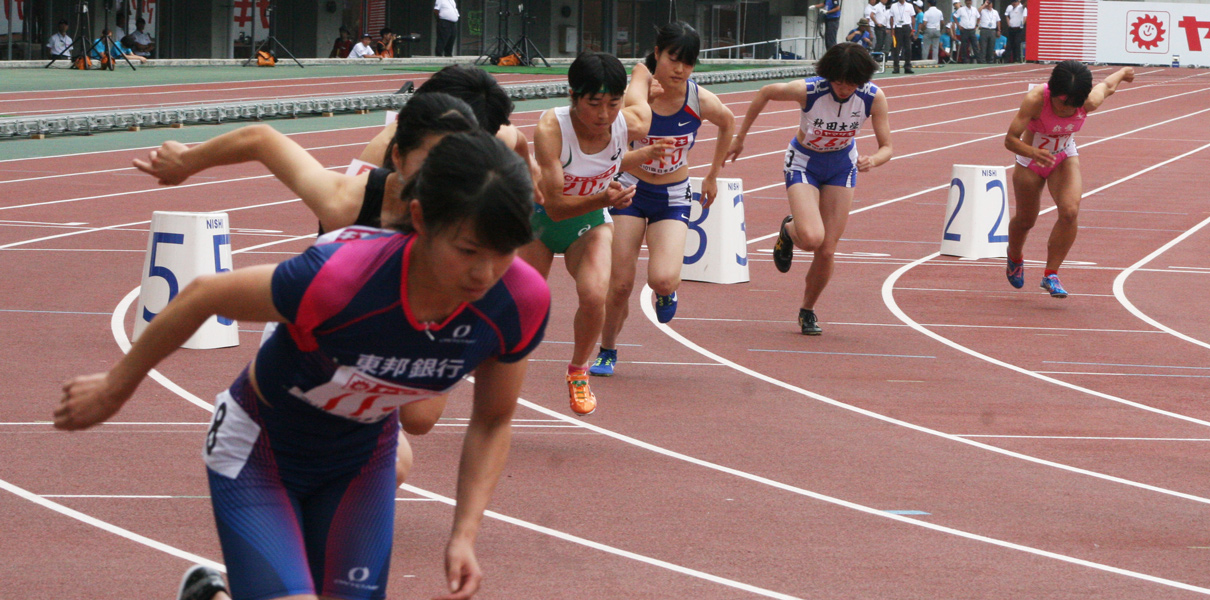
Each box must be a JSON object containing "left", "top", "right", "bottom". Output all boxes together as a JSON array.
[
  {"left": 475, "top": 5, "right": 513, "bottom": 66},
  {"left": 45, "top": 2, "right": 136, "bottom": 70},
  {"left": 242, "top": 1, "right": 303, "bottom": 68},
  {"left": 510, "top": 4, "right": 548, "bottom": 67}
]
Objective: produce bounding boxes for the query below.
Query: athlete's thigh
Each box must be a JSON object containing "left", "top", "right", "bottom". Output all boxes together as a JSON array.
[
  {"left": 645, "top": 218, "right": 689, "bottom": 284},
  {"left": 1046, "top": 156, "right": 1083, "bottom": 214},
  {"left": 564, "top": 224, "right": 613, "bottom": 293},
  {"left": 817, "top": 185, "right": 856, "bottom": 251},
  {"left": 518, "top": 238, "right": 555, "bottom": 279},
  {"left": 609, "top": 215, "right": 647, "bottom": 285},
  {"left": 1011, "top": 164, "right": 1046, "bottom": 217},
  {"left": 299, "top": 428, "right": 398, "bottom": 600},
  {"left": 786, "top": 182, "right": 824, "bottom": 231},
  {"left": 398, "top": 395, "right": 447, "bottom": 435}
]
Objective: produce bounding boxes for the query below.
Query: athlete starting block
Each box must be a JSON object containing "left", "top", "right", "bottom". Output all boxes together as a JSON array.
[
  {"left": 940, "top": 165, "right": 1010, "bottom": 259},
  {"left": 681, "top": 177, "right": 749, "bottom": 284},
  {"left": 133, "top": 211, "right": 239, "bottom": 349}
]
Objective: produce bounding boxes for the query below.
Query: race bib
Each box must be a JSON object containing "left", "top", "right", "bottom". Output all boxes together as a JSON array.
[
  {"left": 289, "top": 365, "right": 448, "bottom": 423},
  {"left": 203, "top": 390, "right": 262, "bottom": 479}
]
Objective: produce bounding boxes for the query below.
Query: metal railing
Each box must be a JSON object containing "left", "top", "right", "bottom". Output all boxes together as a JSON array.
[{"left": 698, "top": 36, "right": 822, "bottom": 61}]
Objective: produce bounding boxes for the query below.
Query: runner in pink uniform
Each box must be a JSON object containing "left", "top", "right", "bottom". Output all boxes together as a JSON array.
[{"left": 1004, "top": 61, "right": 1134, "bottom": 297}]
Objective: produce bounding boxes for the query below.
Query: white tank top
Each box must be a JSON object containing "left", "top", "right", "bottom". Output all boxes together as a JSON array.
[{"left": 553, "top": 105, "right": 629, "bottom": 197}]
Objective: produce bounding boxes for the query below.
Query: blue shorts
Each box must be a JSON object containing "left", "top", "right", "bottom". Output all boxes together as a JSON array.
[
  {"left": 609, "top": 173, "right": 692, "bottom": 224},
  {"left": 205, "top": 370, "right": 399, "bottom": 600},
  {"left": 783, "top": 137, "right": 858, "bottom": 189}
]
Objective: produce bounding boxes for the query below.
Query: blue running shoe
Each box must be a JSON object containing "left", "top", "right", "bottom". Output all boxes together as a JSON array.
[
  {"left": 1006, "top": 258, "right": 1024, "bottom": 289},
  {"left": 589, "top": 348, "right": 616, "bottom": 377},
  {"left": 1040, "top": 274, "right": 1068, "bottom": 298},
  {"left": 655, "top": 292, "right": 678, "bottom": 323}
]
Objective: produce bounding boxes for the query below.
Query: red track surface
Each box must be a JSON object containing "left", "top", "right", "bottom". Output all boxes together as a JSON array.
[{"left": 3, "top": 64, "right": 1210, "bottom": 599}]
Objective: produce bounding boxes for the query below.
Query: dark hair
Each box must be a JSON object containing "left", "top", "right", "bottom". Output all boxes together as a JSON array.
[
  {"left": 136, "top": 18, "right": 146, "bottom": 26},
  {"left": 815, "top": 42, "right": 878, "bottom": 86},
  {"left": 388, "top": 92, "right": 479, "bottom": 168},
  {"left": 1048, "top": 60, "right": 1094, "bottom": 107},
  {"left": 568, "top": 52, "right": 628, "bottom": 101},
  {"left": 928, "top": 0, "right": 936, "bottom": 6},
  {"left": 415, "top": 65, "right": 514, "bottom": 134},
  {"left": 398, "top": 131, "right": 534, "bottom": 253},
  {"left": 379, "top": 27, "right": 392, "bottom": 37},
  {"left": 58, "top": 18, "right": 69, "bottom": 26},
  {"left": 643, "top": 21, "right": 700, "bottom": 73}
]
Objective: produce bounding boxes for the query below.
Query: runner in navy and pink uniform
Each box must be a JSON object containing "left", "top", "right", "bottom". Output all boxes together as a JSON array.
[
  {"left": 56, "top": 132, "right": 548, "bottom": 600},
  {"left": 1005, "top": 61, "right": 1134, "bottom": 297},
  {"left": 592, "top": 21, "right": 736, "bottom": 377}
]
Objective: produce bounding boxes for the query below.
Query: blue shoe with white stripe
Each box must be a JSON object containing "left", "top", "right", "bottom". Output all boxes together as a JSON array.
[
  {"left": 1040, "top": 274, "right": 1068, "bottom": 298},
  {"left": 1006, "top": 258, "right": 1024, "bottom": 289},
  {"left": 655, "top": 292, "right": 678, "bottom": 323},
  {"left": 589, "top": 348, "right": 616, "bottom": 377}
]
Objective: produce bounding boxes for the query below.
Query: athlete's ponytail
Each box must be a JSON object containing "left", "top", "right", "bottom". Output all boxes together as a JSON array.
[{"left": 398, "top": 130, "right": 534, "bottom": 253}]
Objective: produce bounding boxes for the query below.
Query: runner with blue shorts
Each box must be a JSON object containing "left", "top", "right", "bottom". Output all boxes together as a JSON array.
[
  {"left": 58, "top": 132, "right": 548, "bottom": 600},
  {"left": 727, "top": 43, "right": 893, "bottom": 336},
  {"left": 593, "top": 21, "right": 736, "bottom": 377}
]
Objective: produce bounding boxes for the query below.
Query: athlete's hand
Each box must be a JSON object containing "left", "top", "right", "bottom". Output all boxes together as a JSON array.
[
  {"left": 725, "top": 137, "right": 745, "bottom": 163},
  {"left": 133, "top": 141, "right": 194, "bottom": 185},
  {"left": 1121, "top": 67, "right": 1135, "bottom": 83},
  {"left": 603, "top": 180, "right": 637, "bottom": 210},
  {"left": 54, "top": 373, "right": 131, "bottom": 431},
  {"left": 699, "top": 175, "right": 718, "bottom": 209},
  {"left": 1031, "top": 148, "right": 1055, "bottom": 169},
  {"left": 648, "top": 77, "right": 665, "bottom": 102},
  {"left": 636, "top": 139, "right": 676, "bottom": 164},
  {"left": 434, "top": 537, "right": 482, "bottom": 600},
  {"left": 856, "top": 155, "right": 877, "bottom": 172}
]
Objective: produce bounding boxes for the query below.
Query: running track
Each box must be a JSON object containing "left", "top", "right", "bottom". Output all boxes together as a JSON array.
[{"left": 2, "top": 64, "right": 1210, "bottom": 599}]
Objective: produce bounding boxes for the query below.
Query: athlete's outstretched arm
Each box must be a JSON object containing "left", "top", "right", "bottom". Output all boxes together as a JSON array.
[
  {"left": 697, "top": 87, "right": 737, "bottom": 208},
  {"left": 725, "top": 79, "right": 808, "bottom": 162},
  {"left": 359, "top": 121, "right": 397, "bottom": 166},
  {"left": 439, "top": 357, "right": 527, "bottom": 600},
  {"left": 54, "top": 265, "right": 284, "bottom": 431},
  {"left": 134, "top": 124, "right": 368, "bottom": 232},
  {"left": 857, "top": 89, "right": 894, "bottom": 172},
  {"left": 1003, "top": 88, "right": 1054, "bottom": 169},
  {"left": 621, "top": 62, "right": 657, "bottom": 143},
  {"left": 1084, "top": 67, "right": 1135, "bottom": 113},
  {"left": 533, "top": 110, "right": 635, "bottom": 221}
]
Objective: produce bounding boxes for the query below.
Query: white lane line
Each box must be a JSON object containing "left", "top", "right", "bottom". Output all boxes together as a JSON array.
[
  {"left": 1036, "top": 371, "right": 1210, "bottom": 379},
  {"left": 0, "top": 476, "right": 225, "bottom": 572},
  {"left": 675, "top": 316, "right": 1162, "bottom": 335},
  {"left": 1044, "top": 360, "right": 1210, "bottom": 371},
  {"left": 958, "top": 435, "right": 1210, "bottom": 441},
  {"left": 1112, "top": 213, "right": 1210, "bottom": 351},
  {"left": 526, "top": 358, "right": 721, "bottom": 366},
  {"left": 524, "top": 303, "right": 1210, "bottom": 595},
  {"left": 400, "top": 483, "right": 803, "bottom": 600},
  {"left": 41, "top": 494, "right": 209, "bottom": 499}
]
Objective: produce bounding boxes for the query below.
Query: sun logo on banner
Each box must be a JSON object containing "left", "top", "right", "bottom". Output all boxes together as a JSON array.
[{"left": 1128, "top": 12, "right": 1168, "bottom": 53}]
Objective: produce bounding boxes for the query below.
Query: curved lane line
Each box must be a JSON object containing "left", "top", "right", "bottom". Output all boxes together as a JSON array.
[{"left": 1112, "top": 214, "right": 1210, "bottom": 351}]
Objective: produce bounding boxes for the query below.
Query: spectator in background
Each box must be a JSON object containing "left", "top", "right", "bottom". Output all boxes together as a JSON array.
[
  {"left": 1004, "top": 0, "right": 1027, "bottom": 62},
  {"left": 873, "top": 0, "right": 892, "bottom": 55},
  {"left": 46, "top": 19, "right": 72, "bottom": 59},
  {"left": 376, "top": 27, "right": 397, "bottom": 58},
  {"left": 127, "top": 18, "right": 155, "bottom": 58},
  {"left": 434, "top": 0, "right": 459, "bottom": 57},
  {"left": 889, "top": 0, "right": 916, "bottom": 73},
  {"left": 350, "top": 32, "right": 383, "bottom": 59},
  {"left": 847, "top": 18, "right": 874, "bottom": 49},
  {"left": 978, "top": 0, "right": 1000, "bottom": 64},
  {"left": 90, "top": 28, "right": 147, "bottom": 64},
  {"left": 813, "top": 0, "right": 843, "bottom": 50},
  {"left": 920, "top": 0, "right": 944, "bottom": 61},
  {"left": 953, "top": 0, "right": 979, "bottom": 63},
  {"left": 113, "top": 11, "right": 127, "bottom": 43},
  {"left": 328, "top": 26, "right": 354, "bottom": 58}
]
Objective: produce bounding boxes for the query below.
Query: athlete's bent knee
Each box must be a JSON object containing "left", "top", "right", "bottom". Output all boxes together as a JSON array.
[{"left": 649, "top": 275, "right": 680, "bottom": 297}]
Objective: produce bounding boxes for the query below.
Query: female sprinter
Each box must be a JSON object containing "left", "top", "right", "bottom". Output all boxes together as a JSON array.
[
  {"left": 520, "top": 51, "right": 654, "bottom": 416},
  {"left": 591, "top": 21, "right": 736, "bottom": 377},
  {"left": 57, "top": 132, "right": 550, "bottom": 600},
  {"left": 726, "top": 42, "right": 892, "bottom": 335},
  {"left": 1004, "top": 61, "right": 1134, "bottom": 297}
]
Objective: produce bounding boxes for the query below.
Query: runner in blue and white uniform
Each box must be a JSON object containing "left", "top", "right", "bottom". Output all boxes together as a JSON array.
[
  {"left": 592, "top": 21, "right": 736, "bottom": 377},
  {"left": 57, "top": 132, "right": 549, "bottom": 600},
  {"left": 727, "top": 42, "right": 893, "bottom": 336}
]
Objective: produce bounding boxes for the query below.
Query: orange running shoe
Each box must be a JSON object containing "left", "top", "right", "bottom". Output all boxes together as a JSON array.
[{"left": 567, "top": 371, "right": 597, "bottom": 416}]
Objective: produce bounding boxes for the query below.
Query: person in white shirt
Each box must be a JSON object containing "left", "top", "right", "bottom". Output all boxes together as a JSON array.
[
  {"left": 46, "top": 19, "right": 72, "bottom": 59},
  {"left": 1004, "top": 0, "right": 1027, "bottom": 62},
  {"left": 888, "top": 0, "right": 916, "bottom": 73},
  {"left": 349, "top": 33, "right": 382, "bottom": 59},
  {"left": 433, "top": 0, "right": 459, "bottom": 57},
  {"left": 127, "top": 18, "right": 155, "bottom": 58},
  {"left": 977, "top": 0, "right": 1000, "bottom": 64},
  {"left": 953, "top": 0, "right": 979, "bottom": 63},
  {"left": 919, "top": 0, "right": 944, "bottom": 61},
  {"left": 872, "top": 0, "right": 892, "bottom": 54}
]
